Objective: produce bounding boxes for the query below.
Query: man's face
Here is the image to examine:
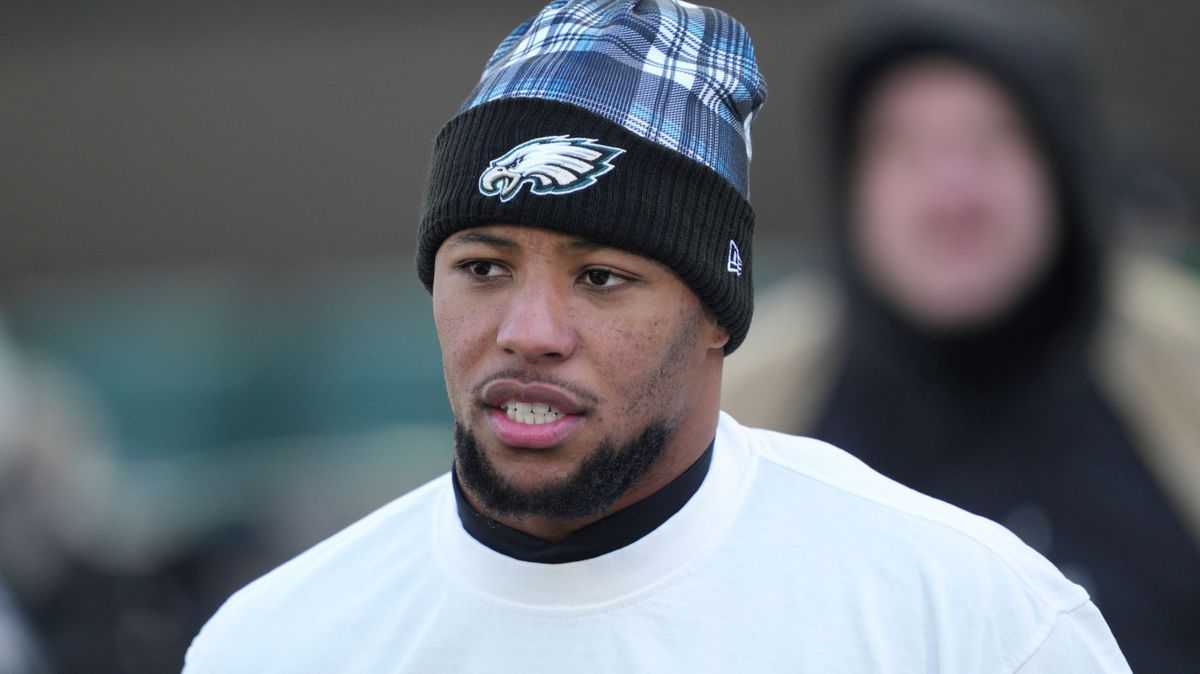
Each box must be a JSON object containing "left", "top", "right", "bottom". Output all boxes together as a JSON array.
[
  {"left": 852, "top": 58, "right": 1059, "bottom": 331},
  {"left": 432, "top": 225, "right": 725, "bottom": 520}
]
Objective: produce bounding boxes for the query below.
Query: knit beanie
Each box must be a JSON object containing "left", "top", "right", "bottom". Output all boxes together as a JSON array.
[{"left": 417, "top": 0, "right": 766, "bottom": 353}]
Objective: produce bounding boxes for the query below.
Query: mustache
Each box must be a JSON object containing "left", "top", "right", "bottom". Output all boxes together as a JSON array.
[{"left": 471, "top": 367, "right": 604, "bottom": 407}]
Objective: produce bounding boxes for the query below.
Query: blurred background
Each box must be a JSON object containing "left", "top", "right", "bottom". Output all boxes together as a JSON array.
[{"left": 1, "top": 1, "right": 1197, "bottom": 672}]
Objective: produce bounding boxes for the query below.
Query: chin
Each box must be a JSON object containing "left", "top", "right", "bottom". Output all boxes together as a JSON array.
[
  {"left": 907, "top": 294, "right": 1010, "bottom": 332},
  {"left": 455, "top": 419, "right": 672, "bottom": 521},
  {"left": 476, "top": 431, "right": 585, "bottom": 477}
]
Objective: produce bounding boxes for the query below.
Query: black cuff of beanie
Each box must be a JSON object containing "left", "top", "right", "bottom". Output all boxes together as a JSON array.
[{"left": 417, "top": 98, "right": 755, "bottom": 354}]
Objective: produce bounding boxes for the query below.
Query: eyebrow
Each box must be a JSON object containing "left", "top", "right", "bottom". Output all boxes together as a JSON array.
[
  {"left": 443, "top": 231, "right": 519, "bottom": 251},
  {"left": 445, "top": 230, "right": 615, "bottom": 255},
  {"left": 557, "top": 237, "right": 613, "bottom": 254}
]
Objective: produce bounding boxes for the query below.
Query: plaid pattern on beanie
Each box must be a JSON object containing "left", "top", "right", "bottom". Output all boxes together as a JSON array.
[{"left": 462, "top": 0, "right": 766, "bottom": 197}]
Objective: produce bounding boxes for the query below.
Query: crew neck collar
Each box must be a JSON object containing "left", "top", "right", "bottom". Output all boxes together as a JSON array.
[{"left": 432, "top": 413, "right": 754, "bottom": 611}]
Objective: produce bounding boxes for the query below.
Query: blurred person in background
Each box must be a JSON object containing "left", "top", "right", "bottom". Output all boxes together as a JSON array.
[
  {"left": 0, "top": 313, "right": 250, "bottom": 673},
  {"left": 724, "top": 2, "right": 1200, "bottom": 671}
]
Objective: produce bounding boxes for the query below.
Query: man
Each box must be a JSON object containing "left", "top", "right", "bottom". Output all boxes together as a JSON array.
[
  {"left": 185, "top": 1, "right": 1130, "bottom": 671},
  {"left": 725, "top": 3, "right": 1200, "bottom": 672}
]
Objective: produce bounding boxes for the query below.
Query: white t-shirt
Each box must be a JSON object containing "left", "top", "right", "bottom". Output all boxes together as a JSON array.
[{"left": 184, "top": 413, "right": 1131, "bottom": 673}]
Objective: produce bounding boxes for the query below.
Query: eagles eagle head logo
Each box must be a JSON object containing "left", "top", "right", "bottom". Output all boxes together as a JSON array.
[{"left": 479, "top": 135, "right": 624, "bottom": 202}]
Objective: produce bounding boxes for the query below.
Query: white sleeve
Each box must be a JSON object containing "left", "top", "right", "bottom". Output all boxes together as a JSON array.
[{"left": 1015, "top": 601, "right": 1132, "bottom": 674}]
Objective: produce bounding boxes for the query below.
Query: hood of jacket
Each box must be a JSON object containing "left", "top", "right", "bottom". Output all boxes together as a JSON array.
[{"left": 816, "top": 0, "right": 1112, "bottom": 387}]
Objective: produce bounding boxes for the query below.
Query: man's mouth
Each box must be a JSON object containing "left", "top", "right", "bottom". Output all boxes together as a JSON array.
[
  {"left": 503, "top": 400, "right": 567, "bottom": 425},
  {"left": 478, "top": 378, "right": 591, "bottom": 448}
]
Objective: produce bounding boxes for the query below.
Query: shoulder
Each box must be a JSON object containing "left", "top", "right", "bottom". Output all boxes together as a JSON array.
[
  {"left": 713, "top": 415, "right": 1126, "bottom": 669},
  {"left": 725, "top": 415, "right": 1089, "bottom": 615},
  {"left": 183, "top": 473, "right": 451, "bottom": 672}
]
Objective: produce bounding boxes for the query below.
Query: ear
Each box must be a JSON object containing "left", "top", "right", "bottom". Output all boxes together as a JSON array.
[{"left": 704, "top": 311, "right": 730, "bottom": 351}]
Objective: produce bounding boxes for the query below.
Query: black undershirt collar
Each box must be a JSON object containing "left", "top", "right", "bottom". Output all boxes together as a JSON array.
[{"left": 452, "top": 440, "right": 715, "bottom": 564}]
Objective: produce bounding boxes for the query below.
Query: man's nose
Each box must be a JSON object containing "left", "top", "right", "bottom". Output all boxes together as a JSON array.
[
  {"left": 495, "top": 281, "right": 578, "bottom": 363},
  {"left": 918, "top": 145, "right": 989, "bottom": 215}
]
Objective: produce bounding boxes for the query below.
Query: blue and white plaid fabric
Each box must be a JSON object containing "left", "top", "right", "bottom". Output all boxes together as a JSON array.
[{"left": 461, "top": 0, "right": 766, "bottom": 198}]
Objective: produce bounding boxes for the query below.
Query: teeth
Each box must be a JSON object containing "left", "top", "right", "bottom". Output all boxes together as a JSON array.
[{"left": 504, "top": 400, "right": 566, "bottom": 425}]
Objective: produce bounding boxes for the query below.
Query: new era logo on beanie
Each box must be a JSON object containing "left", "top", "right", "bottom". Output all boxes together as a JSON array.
[
  {"left": 418, "top": 0, "right": 766, "bottom": 353},
  {"left": 727, "top": 240, "right": 744, "bottom": 277}
]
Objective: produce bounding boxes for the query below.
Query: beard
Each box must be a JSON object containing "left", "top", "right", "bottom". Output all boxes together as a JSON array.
[{"left": 454, "top": 421, "right": 674, "bottom": 521}]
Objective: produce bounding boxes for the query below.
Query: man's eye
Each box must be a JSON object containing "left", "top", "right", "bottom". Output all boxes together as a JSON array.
[
  {"left": 464, "top": 261, "right": 505, "bottom": 277},
  {"left": 582, "top": 268, "right": 626, "bottom": 288}
]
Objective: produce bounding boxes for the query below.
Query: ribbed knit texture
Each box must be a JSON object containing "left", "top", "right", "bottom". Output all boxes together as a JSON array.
[{"left": 418, "top": 98, "right": 755, "bottom": 353}]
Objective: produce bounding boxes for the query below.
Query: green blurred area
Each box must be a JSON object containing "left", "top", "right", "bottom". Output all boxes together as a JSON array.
[
  {"left": 2, "top": 260, "right": 458, "bottom": 564},
  {"left": 6, "top": 262, "right": 450, "bottom": 460}
]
